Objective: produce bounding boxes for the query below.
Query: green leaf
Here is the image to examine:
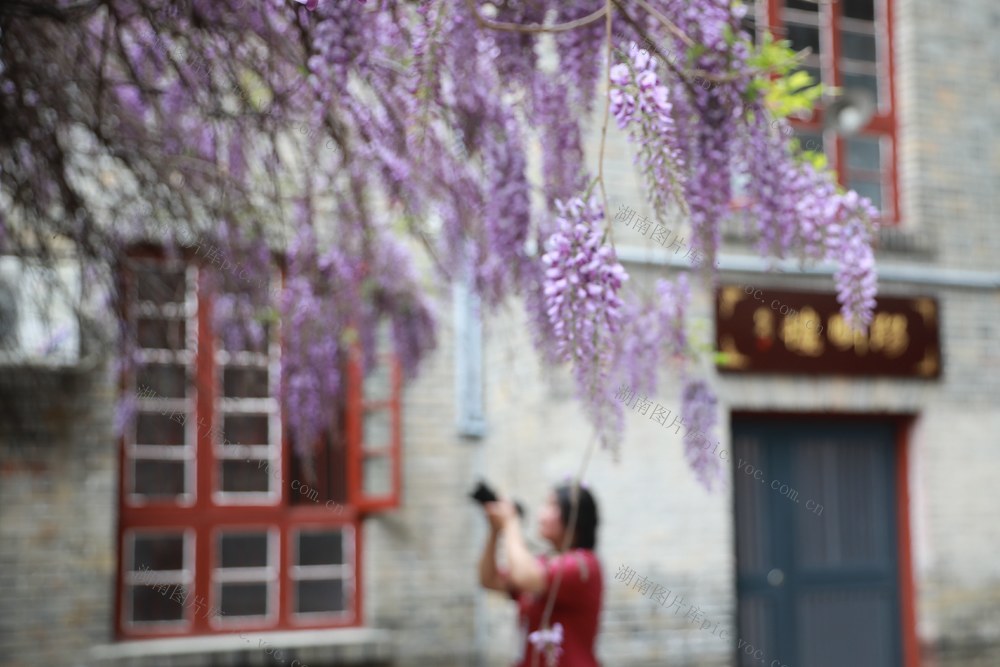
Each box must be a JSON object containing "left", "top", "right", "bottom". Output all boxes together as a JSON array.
[
  {"left": 723, "top": 23, "right": 735, "bottom": 47},
  {"left": 687, "top": 43, "right": 707, "bottom": 66}
]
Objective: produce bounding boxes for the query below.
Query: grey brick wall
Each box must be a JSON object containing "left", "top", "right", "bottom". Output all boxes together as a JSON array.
[{"left": 0, "top": 364, "right": 118, "bottom": 667}]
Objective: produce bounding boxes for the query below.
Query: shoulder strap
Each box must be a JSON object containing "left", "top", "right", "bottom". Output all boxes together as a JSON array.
[{"left": 572, "top": 550, "right": 590, "bottom": 581}]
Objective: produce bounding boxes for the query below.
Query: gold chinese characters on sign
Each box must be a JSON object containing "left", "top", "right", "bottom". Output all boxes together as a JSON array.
[{"left": 715, "top": 288, "right": 940, "bottom": 378}]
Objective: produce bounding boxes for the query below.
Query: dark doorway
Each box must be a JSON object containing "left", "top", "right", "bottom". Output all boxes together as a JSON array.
[{"left": 732, "top": 418, "right": 903, "bottom": 667}]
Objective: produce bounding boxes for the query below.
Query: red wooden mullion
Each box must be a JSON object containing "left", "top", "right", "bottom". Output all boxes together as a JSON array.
[
  {"left": 827, "top": 0, "right": 845, "bottom": 178},
  {"left": 346, "top": 338, "right": 402, "bottom": 512},
  {"left": 193, "top": 267, "right": 214, "bottom": 633}
]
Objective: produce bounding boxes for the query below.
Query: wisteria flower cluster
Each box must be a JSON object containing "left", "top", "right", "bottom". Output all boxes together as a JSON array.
[
  {"left": 610, "top": 45, "right": 685, "bottom": 219},
  {"left": 1, "top": 0, "right": 885, "bottom": 480},
  {"left": 608, "top": 272, "right": 690, "bottom": 405},
  {"left": 542, "top": 196, "right": 629, "bottom": 449},
  {"left": 740, "top": 115, "right": 880, "bottom": 328},
  {"left": 680, "top": 378, "right": 724, "bottom": 491}
]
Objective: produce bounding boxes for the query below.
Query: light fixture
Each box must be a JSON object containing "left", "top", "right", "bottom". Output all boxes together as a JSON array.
[{"left": 824, "top": 89, "right": 876, "bottom": 136}]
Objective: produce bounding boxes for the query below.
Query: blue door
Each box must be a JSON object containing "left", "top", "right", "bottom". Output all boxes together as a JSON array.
[{"left": 732, "top": 418, "right": 903, "bottom": 667}]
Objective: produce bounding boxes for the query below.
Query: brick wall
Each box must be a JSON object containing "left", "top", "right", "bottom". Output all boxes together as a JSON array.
[{"left": 0, "top": 364, "right": 118, "bottom": 667}]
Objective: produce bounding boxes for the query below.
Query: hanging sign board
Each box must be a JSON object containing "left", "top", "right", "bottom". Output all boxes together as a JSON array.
[{"left": 715, "top": 286, "right": 941, "bottom": 378}]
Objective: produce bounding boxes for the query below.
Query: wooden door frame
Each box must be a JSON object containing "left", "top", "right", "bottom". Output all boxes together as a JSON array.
[{"left": 731, "top": 410, "right": 919, "bottom": 667}]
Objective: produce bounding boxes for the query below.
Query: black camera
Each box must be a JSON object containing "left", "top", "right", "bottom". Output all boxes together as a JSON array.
[{"left": 469, "top": 480, "right": 525, "bottom": 518}]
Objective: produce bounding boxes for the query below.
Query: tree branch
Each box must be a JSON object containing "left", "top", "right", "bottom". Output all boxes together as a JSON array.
[{"left": 463, "top": 0, "right": 607, "bottom": 34}]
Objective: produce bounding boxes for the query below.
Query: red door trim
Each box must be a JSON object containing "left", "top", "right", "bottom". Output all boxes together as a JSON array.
[{"left": 895, "top": 416, "right": 920, "bottom": 667}]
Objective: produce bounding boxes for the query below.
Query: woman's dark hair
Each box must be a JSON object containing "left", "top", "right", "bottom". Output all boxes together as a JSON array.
[{"left": 554, "top": 484, "right": 599, "bottom": 550}]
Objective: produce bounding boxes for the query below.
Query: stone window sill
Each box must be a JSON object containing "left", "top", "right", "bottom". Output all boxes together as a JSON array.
[{"left": 89, "top": 628, "right": 394, "bottom": 667}]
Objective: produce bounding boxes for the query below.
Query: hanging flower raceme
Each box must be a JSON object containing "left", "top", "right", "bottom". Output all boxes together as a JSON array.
[
  {"left": 611, "top": 292, "right": 663, "bottom": 400},
  {"left": 555, "top": 0, "right": 605, "bottom": 110},
  {"left": 532, "top": 77, "right": 588, "bottom": 207},
  {"left": 609, "top": 45, "right": 685, "bottom": 218},
  {"left": 367, "top": 233, "right": 438, "bottom": 380},
  {"left": 542, "top": 195, "right": 629, "bottom": 450},
  {"left": 210, "top": 224, "right": 275, "bottom": 354},
  {"left": 681, "top": 377, "right": 724, "bottom": 491},
  {"left": 280, "top": 223, "right": 360, "bottom": 458},
  {"left": 741, "top": 116, "right": 880, "bottom": 330},
  {"left": 478, "top": 105, "right": 532, "bottom": 306},
  {"left": 825, "top": 191, "right": 880, "bottom": 330},
  {"left": 542, "top": 196, "right": 628, "bottom": 365},
  {"left": 656, "top": 273, "right": 691, "bottom": 358}
]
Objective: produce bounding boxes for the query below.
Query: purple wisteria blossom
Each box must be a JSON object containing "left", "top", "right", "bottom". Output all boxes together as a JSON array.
[
  {"left": 543, "top": 196, "right": 629, "bottom": 450},
  {"left": 681, "top": 377, "right": 724, "bottom": 491},
  {"left": 610, "top": 45, "right": 685, "bottom": 218},
  {"left": 3, "top": 0, "right": 885, "bottom": 478}
]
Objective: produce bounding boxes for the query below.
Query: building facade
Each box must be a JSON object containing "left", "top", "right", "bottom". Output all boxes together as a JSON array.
[{"left": 1, "top": 0, "right": 999, "bottom": 666}]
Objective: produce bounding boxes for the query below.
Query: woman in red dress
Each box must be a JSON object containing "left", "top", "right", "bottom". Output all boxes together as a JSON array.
[{"left": 478, "top": 483, "right": 603, "bottom": 667}]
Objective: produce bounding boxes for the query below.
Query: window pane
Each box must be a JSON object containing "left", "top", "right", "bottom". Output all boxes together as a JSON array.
[
  {"left": 363, "top": 409, "right": 391, "bottom": 450},
  {"left": 363, "top": 456, "right": 392, "bottom": 497},
  {"left": 786, "top": 22, "right": 821, "bottom": 55},
  {"left": 220, "top": 532, "right": 269, "bottom": 568},
  {"left": 134, "top": 460, "right": 186, "bottom": 497},
  {"left": 846, "top": 136, "right": 881, "bottom": 172},
  {"left": 137, "top": 318, "right": 186, "bottom": 350},
  {"left": 137, "top": 364, "right": 187, "bottom": 398},
  {"left": 785, "top": 0, "right": 819, "bottom": 13},
  {"left": 742, "top": 18, "right": 756, "bottom": 44},
  {"left": 848, "top": 179, "right": 883, "bottom": 211},
  {"left": 373, "top": 319, "right": 392, "bottom": 356},
  {"left": 223, "top": 367, "right": 269, "bottom": 398},
  {"left": 842, "top": 30, "right": 877, "bottom": 62},
  {"left": 220, "top": 582, "right": 268, "bottom": 617},
  {"left": 796, "top": 131, "right": 824, "bottom": 155},
  {"left": 295, "top": 579, "right": 344, "bottom": 614},
  {"left": 363, "top": 362, "right": 391, "bottom": 402},
  {"left": 132, "top": 585, "right": 186, "bottom": 622},
  {"left": 223, "top": 414, "right": 269, "bottom": 445},
  {"left": 843, "top": 0, "right": 875, "bottom": 21},
  {"left": 298, "top": 531, "right": 344, "bottom": 567},
  {"left": 136, "top": 412, "right": 186, "bottom": 446},
  {"left": 842, "top": 72, "right": 879, "bottom": 106},
  {"left": 217, "top": 320, "right": 272, "bottom": 353},
  {"left": 134, "top": 534, "right": 185, "bottom": 571},
  {"left": 220, "top": 459, "right": 271, "bottom": 493},
  {"left": 136, "top": 268, "right": 185, "bottom": 304}
]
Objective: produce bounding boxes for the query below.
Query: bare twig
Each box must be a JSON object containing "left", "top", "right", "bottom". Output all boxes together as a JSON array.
[
  {"left": 631, "top": 0, "right": 693, "bottom": 47},
  {"left": 598, "top": 0, "right": 613, "bottom": 245},
  {"left": 463, "top": 0, "right": 607, "bottom": 34}
]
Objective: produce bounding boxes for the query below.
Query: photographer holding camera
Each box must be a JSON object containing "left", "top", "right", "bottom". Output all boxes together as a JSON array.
[{"left": 475, "top": 481, "right": 603, "bottom": 667}]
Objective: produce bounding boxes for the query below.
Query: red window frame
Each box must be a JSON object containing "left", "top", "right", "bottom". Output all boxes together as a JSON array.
[
  {"left": 114, "top": 246, "right": 402, "bottom": 639},
  {"left": 753, "top": 0, "right": 899, "bottom": 223}
]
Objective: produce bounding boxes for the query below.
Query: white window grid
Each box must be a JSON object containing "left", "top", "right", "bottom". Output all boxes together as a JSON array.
[
  {"left": 212, "top": 270, "right": 282, "bottom": 505},
  {"left": 288, "top": 525, "right": 355, "bottom": 623},
  {"left": 122, "top": 527, "right": 196, "bottom": 631},
  {"left": 210, "top": 526, "right": 280, "bottom": 627},
  {"left": 126, "top": 262, "right": 198, "bottom": 508}
]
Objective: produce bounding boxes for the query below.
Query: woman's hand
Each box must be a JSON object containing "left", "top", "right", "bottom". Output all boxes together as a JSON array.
[{"left": 484, "top": 499, "right": 518, "bottom": 533}]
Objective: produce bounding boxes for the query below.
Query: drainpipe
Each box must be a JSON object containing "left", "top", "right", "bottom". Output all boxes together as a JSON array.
[{"left": 453, "top": 278, "right": 488, "bottom": 667}]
